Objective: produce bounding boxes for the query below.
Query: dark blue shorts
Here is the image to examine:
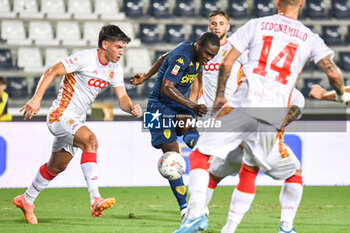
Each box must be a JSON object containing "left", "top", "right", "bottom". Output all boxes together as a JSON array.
[{"left": 147, "top": 101, "right": 196, "bottom": 149}]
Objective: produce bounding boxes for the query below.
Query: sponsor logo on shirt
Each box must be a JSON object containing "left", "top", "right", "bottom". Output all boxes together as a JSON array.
[
  {"left": 180, "top": 74, "right": 197, "bottom": 83},
  {"left": 171, "top": 64, "right": 181, "bottom": 75},
  {"left": 176, "top": 58, "right": 185, "bottom": 65},
  {"left": 204, "top": 63, "right": 220, "bottom": 71},
  {"left": 222, "top": 50, "right": 227, "bottom": 57},
  {"left": 88, "top": 78, "right": 109, "bottom": 89}
]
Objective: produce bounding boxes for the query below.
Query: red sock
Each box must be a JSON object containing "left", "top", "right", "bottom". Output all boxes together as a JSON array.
[
  {"left": 285, "top": 175, "right": 303, "bottom": 185},
  {"left": 208, "top": 176, "right": 218, "bottom": 189},
  {"left": 39, "top": 163, "right": 57, "bottom": 180},
  {"left": 189, "top": 149, "right": 210, "bottom": 171},
  {"left": 236, "top": 164, "right": 258, "bottom": 194},
  {"left": 81, "top": 152, "right": 97, "bottom": 164}
]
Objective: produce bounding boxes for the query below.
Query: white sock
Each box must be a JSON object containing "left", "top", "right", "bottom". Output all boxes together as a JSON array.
[
  {"left": 221, "top": 220, "right": 239, "bottom": 233},
  {"left": 280, "top": 182, "right": 303, "bottom": 231},
  {"left": 224, "top": 189, "right": 255, "bottom": 232},
  {"left": 187, "top": 169, "right": 209, "bottom": 219},
  {"left": 81, "top": 162, "right": 100, "bottom": 204},
  {"left": 25, "top": 170, "right": 51, "bottom": 205},
  {"left": 205, "top": 188, "right": 214, "bottom": 207}
]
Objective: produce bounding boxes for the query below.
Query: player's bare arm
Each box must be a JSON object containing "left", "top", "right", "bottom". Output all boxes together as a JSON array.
[
  {"left": 161, "top": 78, "right": 208, "bottom": 117},
  {"left": 309, "top": 84, "right": 350, "bottom": 101},
  {"left": 113, "top": 86, "right": 142, "bottom": 116},
  {"left": 188, "top": 70, "right": 202, "bottom": 102},
  {"left": 130, "top": 52, "right": 169, "bottom": 87},
  {"left": 212, "top": 47, "right": 241, "bottom": 114},
  {"left": 20, "top": 62, "right": 67, "bottom": 120},
  {"left": 317, "top": 56, "right": 344, "bottom": 95}
]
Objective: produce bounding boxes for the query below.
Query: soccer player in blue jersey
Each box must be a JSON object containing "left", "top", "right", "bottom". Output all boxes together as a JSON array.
[{"left": 133, "top": 32, "right": 220, "bottom": 218}]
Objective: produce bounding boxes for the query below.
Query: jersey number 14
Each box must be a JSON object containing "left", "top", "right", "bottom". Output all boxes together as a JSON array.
[{"left": 253, "top": 35, "right": 298, "bottom": 85}]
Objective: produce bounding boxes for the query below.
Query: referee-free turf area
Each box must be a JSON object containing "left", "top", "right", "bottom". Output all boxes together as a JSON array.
[{"left": 1, "top": 186, "right": 350, "bottom": 233}]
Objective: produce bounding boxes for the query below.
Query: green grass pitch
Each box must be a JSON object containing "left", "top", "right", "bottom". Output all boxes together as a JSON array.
[{"left": 1, "top": 186, "right": 349, "bottom": 233}]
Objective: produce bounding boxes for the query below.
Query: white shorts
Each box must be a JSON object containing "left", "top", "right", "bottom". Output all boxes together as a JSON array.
[
  {"left": 197, "top": 108, "right": 299, "bottom": 180},
  {"left": 209, "top": 146, "right": 243, "bottom": 178},
  {"left": 47, "top": 110, "right": 85, "bottom": 156}
]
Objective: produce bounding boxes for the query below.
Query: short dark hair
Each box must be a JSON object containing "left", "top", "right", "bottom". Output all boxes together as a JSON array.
[
  {"left": 98, "top": 25, "right": 131, "bottom": 48},
  {"left": 198, "top": 32, "right": 220, "bottom": 49},
  {"left": 209, "top": 9, "right": 229, "bottom": 21},
  {"left": 0, "top": 76, "right": 6, "bottom": 85}
]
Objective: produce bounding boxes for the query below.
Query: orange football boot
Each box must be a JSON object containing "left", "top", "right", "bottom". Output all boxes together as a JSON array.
[
  {"left": 91, "top": 197, "right": 115, "bottom": 217},
  {"left": 13, "top": 195, "right": 38, "bottom": 224}
]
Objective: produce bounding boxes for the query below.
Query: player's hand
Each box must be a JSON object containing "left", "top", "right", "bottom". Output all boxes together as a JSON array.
[
  {"left": 130, "top": 73, "right": 146, "bottom": 87},
  {"left": 130, "top": 104, "right": 142, "bottom": 116},
  {"left": 194, "top": 104, "right": 208, "bottom": 117},
  {"left": 212, "top": 94, "right": 228, "bottom": 115},
  {"left": 309, "top": 85, "right": 326, "bottom": 100},
  {"left": 20, "top": 97, "right": 41, "bottom": 120}
]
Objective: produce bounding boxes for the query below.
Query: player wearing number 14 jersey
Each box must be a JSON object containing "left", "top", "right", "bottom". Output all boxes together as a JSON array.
[{"left": 175, "top": 1, "right": 349, "bottom": 233}]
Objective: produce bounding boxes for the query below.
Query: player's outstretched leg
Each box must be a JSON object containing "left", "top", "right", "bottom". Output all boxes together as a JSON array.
[
  {"left": 13, "top": 162, "right": 58, "bottom": 224},
  {"left": 174, "top": 149, "right": 211, "bottom": 233},
  {"left": 80, "top": 152, "right": 116, "bottom": 217},
  {"left": 13, "top": 194, "right": 37, "bottom": 224},
  {"left": 278, "top": 175, "right": 303, "bottom": 233},
  {"left": 221, "top": 164, "right": 258, "bottom": 233},
  {"left": 91, "top": 197, "right": 116, "bottom": 217}
]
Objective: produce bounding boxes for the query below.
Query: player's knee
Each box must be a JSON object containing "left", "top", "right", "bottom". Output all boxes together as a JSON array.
[
  {"left": 47, "top": 163, "right": 68, "bottom": 174},
  {"left": 183, "top": 130, "right": 199, "bottom": 149},
  {"left": 84, "top": 134, "right": 98, "bottom": 152}
]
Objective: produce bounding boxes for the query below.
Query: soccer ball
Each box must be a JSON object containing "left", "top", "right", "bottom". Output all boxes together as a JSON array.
[{"left": 158, "top": 151, "right": 186, "bottom": 180}]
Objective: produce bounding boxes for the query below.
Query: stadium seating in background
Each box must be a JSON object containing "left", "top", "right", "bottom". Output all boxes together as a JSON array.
[
  {"left": 321, "top": 25, "right": 343, "bottom": 45},
  {"left": 29, "top": 21, "right": 59, "bottom": 46},
  {"left": 301, "top": 78, "right": 322, "bottom": 96},
  {"left": 191, "top": 25, "right": 208, "bottom": 42},
  {"left": 228, "top": 0, "right": 249, "bottom": 19},
  {"left": 304, "top": 0, "right": 328, "bottom": 19},
  {"left": 201, "top": 0, "right": 221, "bottom": 18},
  {"left": 32, "top": 77, "right": 56, "bottom": 98},
  {"left": 149, "top": 0, "right": 171, "bottom": 18},
  {"left": 254, "top": 0, "right": 274, "bottom": 17},
  {"left": 227, "top": 25, "right": 236, "bottom": 37},
  {"left": 139, "top": 24, "right": 160, "bottom": 44},
  {"left": 174, "top": 0, "right": 195, "bottom": 17},
  {"left": 154, "top": 50, "right": 168, "bottom": 62},
  {"left": 13, "top": 0, "right": 43, "bottom": 19},
  {"left": 56, "top": 21, "right": 87, "bottom": 46},
  {"left": 6, "top": 77, "right": 28, "bottom": 99},
  {"left": 111, "top": 21, "right": 141, "bottom": 46},
  {"left": 165, "top": 25, "right": 185, "bottom": 44},
  {"left": 41, "top": 0, "right": 70, "bottom": 19},
  {"left": 68, "top": 0, "right": 97, "bottom": 20},
  {"left": 17, "top": 48, "right": 45, "bottom": 73},
  {"left": 125, "top": 48, "right": 151, "bottom": 74},
  {"left": 83, "top": 22, "right": 105, "bottom": 46},
  {"left": 0, "top": 49, "right": 19, "bottom": 70},
  {"left": 44, "top": 48, "right": 68, "bottom": 68},
  {"left": 142, "top": 77, "right": 156, "bottom": 98},
  {"left": 0, "top": 0, "right": 16, "bottom": 18},
  {"left": 303, "top": 60, "right": 317, "bottom": 73},
  {"left": 123, "top": 0, "right": 145, "bottom": 18},
  {"left": 331, "top": 0, "right": 350, "bottom": 19},
  {"left": 338, "top": 52, "right": 350, "bottom": 71},
  {"left": 1, "top": 20, "right": 31, "bottom": 45},
  {"left": 95, "top": 0, "right": 125, "bottom": 20},
  {"left": 124, "top": 78, "right": 140, "bottom": 99}
]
